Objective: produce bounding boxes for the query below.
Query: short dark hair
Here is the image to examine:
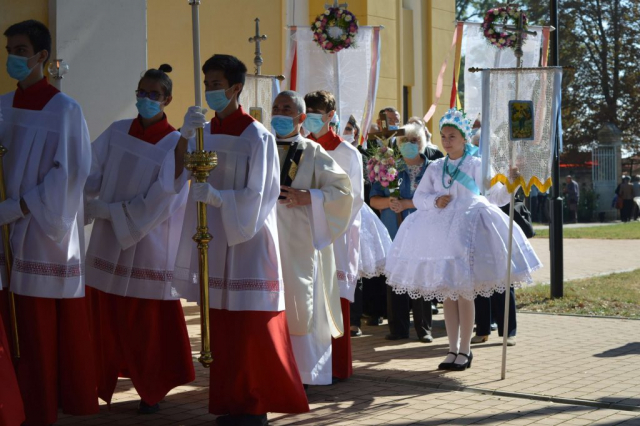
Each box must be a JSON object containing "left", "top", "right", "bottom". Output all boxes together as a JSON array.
[
  {"left": 139, "top": 64, "right": 173, "bottom": 96},
  {"left": 202, "top": 54, "right": 247, "bottom": 96},
  {"left": 304, "top": 90, "right": 336, "bottom": 113},
  {"left": 4, "top": 20, "right": 51, "bottom": 67},
  {"left": 384, "top": 106, "right": 399, "bottom": 114}
]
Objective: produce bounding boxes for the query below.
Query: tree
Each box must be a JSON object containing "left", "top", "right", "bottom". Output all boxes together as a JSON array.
[{"left": 457, "top": 0, "right": 640, "bottom": 154}]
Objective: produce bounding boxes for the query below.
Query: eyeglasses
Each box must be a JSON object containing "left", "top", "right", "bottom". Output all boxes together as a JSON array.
[
  {"left": 135, "top": 89, "right": 165, "bottom": 101},
  {"left": 404, "top": 138, "right": 420, "bottom": 144}
]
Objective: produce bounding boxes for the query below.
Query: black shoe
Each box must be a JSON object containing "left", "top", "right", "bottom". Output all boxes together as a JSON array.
[
  {"left": 350, "top": 327, "right": 362, "bottom": 337},
  {"left": 215, "top": 415, "right": 235, "bottom": 426},
  {"left": 431, "top": 304, "right": 439, "bottom": 314},
  {"left": 419, "top": 334, "right": 433, "bottom": 343},
  {"left": 450, "top": 352, "right": 473, "bottom": 371},
  {"left": 385, "top": 333, "right": 409, "bottom": 341},
  {"left": 237, "top": 414, "right": 268, "bottom": 426},
  {"left": 366, "top": 317, "right": 383, "bottom": 326},
  {"left": 438, "top": 352, "right": 458, "bottom": 370},
  {"left": 491, "top": 322, "right": 498, "bottom": 331},
  {"left": 137, "top": 400, "right": 160, "bottom": 414}
]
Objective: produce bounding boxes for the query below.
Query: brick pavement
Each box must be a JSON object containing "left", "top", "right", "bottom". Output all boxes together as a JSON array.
[{"left": 55, "top": 302, "right": 640, "bottom": 425}]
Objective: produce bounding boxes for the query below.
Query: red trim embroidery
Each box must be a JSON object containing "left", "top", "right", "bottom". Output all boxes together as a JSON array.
[
  {"left": 87, "top": 255, "right": 173, "bottom": 282},
  {"left": 208, "top": 278, "right": 281, "bottom": 292},
  {"left": 12, "top": 258, "right": 83, "bottom": 277}
]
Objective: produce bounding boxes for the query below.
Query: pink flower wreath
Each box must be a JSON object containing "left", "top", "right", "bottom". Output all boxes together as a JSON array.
[
  {"left": 312, "top": 7, "right": 359, "bottom": 53},
  {"left": 481, "top": 6, "right": 528, "bottom": 50}
]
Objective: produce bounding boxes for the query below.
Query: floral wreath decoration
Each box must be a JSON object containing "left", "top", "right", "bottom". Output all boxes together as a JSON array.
[
  {"left": 312, "top": 7, "right": 359, "bottom": 53},
  {"left": 481, "top": 6, "right": 528, "bottom": 50}
]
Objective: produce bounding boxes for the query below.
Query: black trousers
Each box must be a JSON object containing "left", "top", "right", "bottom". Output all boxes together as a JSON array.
[
  {"left": 361, "top": 275, "right": 387, "bottom": 320},
  {"left": 475, "top": 287, "right": 517, "bottom": 337},
  {"left": 621, "top": 199, "right": 634, "bottom": 222},
  {"left": 350, "top": 280, "right": 363, "bottom": 327},
  {"left": 386, "top": 286, "right": 432, "bottom": 338}
]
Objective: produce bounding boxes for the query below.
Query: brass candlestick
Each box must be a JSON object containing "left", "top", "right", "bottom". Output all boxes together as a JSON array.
[{"left": 184, "top": 128, "right": 217, "bottom": 368}]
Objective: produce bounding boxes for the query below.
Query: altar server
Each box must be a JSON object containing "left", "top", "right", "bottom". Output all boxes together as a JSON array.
[
  {"left": 171, "top": 54, "right": 309, "bottom": 426},
  {"left": 304, "top": 90, "right": 363, "bottom": 381},
  {"left": 84, "top": 64, "right": 194, "bottom": 414},
  {"left": 0, "top": 19, "right": 98, "bottom": 425}
]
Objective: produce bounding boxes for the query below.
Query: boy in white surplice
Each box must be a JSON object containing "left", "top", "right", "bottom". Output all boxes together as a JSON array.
[
  {"left": 84, "top": 65, "right": 194, "bottom": 414},
  {"left": 0, "top": 19, "right": 98, "bottom": 425}
]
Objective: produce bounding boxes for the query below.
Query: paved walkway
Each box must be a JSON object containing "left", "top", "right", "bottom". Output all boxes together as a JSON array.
[{"left": 56, "top": 303, "right": 640, "bottom": 425}]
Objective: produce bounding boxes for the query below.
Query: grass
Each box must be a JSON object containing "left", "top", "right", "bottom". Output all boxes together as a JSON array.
[
  {"left": 534, "top": 221, "right": 640, "bottom": 239},
  {"left": 517, "top": 269, "right": 640, "bottom": 318}
]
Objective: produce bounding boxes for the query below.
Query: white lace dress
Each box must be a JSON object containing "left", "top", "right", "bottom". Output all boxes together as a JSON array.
[
  {"left": 357, "top": 204, "right": 392, "bottom": 279},
  {"left": 385, "top": 156, "right": 542, "bottom": 301}
]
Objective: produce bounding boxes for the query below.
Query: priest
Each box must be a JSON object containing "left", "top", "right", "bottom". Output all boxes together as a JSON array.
[
  {"left": 0, "top": 19, "right": 98, "bottom": 425},
  {"left": 170, "top": 54, "right": 309, "bottom": 426},
  {"left": 304, "top": 90, "right": 363, "bottom": 381},
  {"left": 271, "top": 90, "right": 353, "bottom": 385}
]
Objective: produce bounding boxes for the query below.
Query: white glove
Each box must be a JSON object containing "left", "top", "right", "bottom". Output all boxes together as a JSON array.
[
  {"left": 86, "top": 199, "right": 112, "bottom": 221},
  {"left": 0, "top": 198, "right": 24, "bottom": 226},
  {"left": 180, "top": 106, "right": 207, "bottom": 139},
  {"left": 190, "top": 182, "right": 222, "bottom": 208}
]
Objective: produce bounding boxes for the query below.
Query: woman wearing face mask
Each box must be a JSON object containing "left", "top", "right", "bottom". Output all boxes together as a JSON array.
[
  {"left": 384, "top": 108, "right": 541, "bottom": 372},
  {"left": 83, "top": 64, "right": 195, "bottom": 414},
  {"left": 370, "top": 123, "right": 435, "bottom": 343}
]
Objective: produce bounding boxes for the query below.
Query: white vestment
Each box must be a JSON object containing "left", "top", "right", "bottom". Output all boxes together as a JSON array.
[
  {"left": 84, "top": 120, "right": 188, "bottom": 300},
  {"left": 0, "top": 92, "right": 90, "bottom": 298},
  {"left": 169, "top": 121, "right": 284, "bottom": 312},
  {"left": 276, "top": 134, "right": 353, "bottom": 385},
  {"left": 326, "top": 142, "right": 364, "bottom": 302}
]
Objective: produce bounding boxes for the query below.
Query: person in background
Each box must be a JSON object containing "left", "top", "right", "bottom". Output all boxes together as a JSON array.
[
  {"left": 407, "top": 116, "right": 444, "bottom": 161},
  {"left": 633, "top": 175, "right": 640, "bottom": 221},
  {"left": 563, "top": 175, "right": 579, "bottom": 223},
  {"left": 370, "top": 123, "right": 434, "bottom": 343},
  {"left": 619, "top": 175, "right": 635, "bottom": 222}
]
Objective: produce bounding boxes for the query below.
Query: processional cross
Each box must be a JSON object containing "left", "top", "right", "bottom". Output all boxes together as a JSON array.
[{"left": 248, "top": 18, "right": 267, "bottom": 75}]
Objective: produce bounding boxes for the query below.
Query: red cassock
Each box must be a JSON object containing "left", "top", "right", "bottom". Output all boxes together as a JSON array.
[
  {"left": 0, "top": 79, "right": 100, "bottom": 426},
  {"left": 310, "top": 129, "right": 354, "bottom": 380},
  {"left": 85, "top": 115, "right": 195, "bottom": 406},
  {"left": 0, "top": 308, "right": 24, "bottom": 426},
  {"left": 204, "top": 109, "right": 309, "bottom": 416}
]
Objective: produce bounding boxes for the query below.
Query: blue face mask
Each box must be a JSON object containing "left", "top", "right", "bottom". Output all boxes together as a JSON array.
[
  {"left": 6, "top": 53, "right": 38, "bottom": 81},
  {"left": 205, "top": 88, "right": 232, "bottom": 113},
  {"left": 400, "top": 142, "right": 420, "bottom": 159},
  {"left": 136, "top": 97, "right": 163, "bottom": 119},
  {"left": 304, "top": 113, "right": 327, "bottom": 135},
  {"left": 271, "top": 115, "right": 297, "bottom": 137},
  {"left": 389, "top": 125, "right": 399, "bottom": 131}
]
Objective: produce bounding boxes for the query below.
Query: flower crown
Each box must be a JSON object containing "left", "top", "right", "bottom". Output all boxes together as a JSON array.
[{"left": 439, "top": 108, "right": 473, "bottom": 140}]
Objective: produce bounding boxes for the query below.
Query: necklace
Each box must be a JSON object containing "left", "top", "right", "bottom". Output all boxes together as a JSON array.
[{"left": 442, "top": 151, "right": 468, "bottom": 189}]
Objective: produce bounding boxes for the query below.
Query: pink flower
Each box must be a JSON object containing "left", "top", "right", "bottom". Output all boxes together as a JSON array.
[
  {"left": 381, "top": 181, "right": 389, "bottom": 187},
  {"left": 326, "top": 42, "right": 333, "bottom": 49}
]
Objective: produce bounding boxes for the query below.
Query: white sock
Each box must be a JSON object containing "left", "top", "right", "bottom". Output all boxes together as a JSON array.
[
  {"left": 443, "top": 298, "right": 460, "bottom": 360},
  {"left": 455, "top": 297, "right": 475, "bottom": 364}
]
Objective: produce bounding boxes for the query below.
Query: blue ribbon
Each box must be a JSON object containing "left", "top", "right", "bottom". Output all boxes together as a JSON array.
[{"left": 445, "top": 163, "right": 480, "bottom": 195}]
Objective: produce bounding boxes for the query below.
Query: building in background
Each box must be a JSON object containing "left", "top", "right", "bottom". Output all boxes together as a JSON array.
[{"left": 0, "top": 0, "right": 455, "bottom": 147}]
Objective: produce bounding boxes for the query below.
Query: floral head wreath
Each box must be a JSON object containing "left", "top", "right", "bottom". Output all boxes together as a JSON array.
[{"left": 439, "top": 108, "right": 473, "bottom": 141}]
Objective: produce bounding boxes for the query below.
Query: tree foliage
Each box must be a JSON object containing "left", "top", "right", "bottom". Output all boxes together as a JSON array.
[{"left": 457, "top": 0, "right": 640, "bottom": 153}]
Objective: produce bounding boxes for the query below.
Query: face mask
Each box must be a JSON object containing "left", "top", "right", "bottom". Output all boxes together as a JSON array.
[
  {"left": 6, "top": 53, "right": 39, "bottom": 81},
  {"left": 205, "top": 88, "right": 232, "bottom": 112},
  {"left": 342, "top": 134, "right": 355, "bottom": 143},
  {"left": 136, "top": 97, "right": 163, "bottom": 119},
  {"left": 400, "top": 142, "right": 420, "bottom": 159},
  {"left": 271, "top": 115, "right": 296, "bottom": 137},
  {"left": 389, "top": 125, "right": 399, "bottom": 131},
  {"left": 304, "top": 113, "right": 327, "bottom": 134}
]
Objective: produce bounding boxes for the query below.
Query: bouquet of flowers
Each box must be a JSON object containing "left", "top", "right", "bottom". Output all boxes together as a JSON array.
[{"left": 366, "top": 139, "right": 404, "bottom": 195}]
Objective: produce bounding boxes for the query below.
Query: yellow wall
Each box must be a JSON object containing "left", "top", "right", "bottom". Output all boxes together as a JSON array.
[
  {"left": 147, "top": 0, "right": 286, "bottom": 125},
  {"left": 0, "top": 0, "right": 49, "bottom": 93}
]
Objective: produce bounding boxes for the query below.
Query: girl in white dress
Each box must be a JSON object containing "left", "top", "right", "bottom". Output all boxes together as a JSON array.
[{"left": 384, "top": 108, "right": 541, "bottom": 371}]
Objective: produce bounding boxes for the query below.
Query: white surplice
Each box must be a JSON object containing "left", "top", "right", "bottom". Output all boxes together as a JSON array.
[
  {"left": 0, "top": 92, "right": 90, "bottom": 298},
  {"left": 169, "top": 121, "right": 284, "bottom": 312},
  {"left": 326, "top": 142, "right": 363, "bottom": 302},
  {"left": 276, "top": 134, "right": 353, "bottom": 385},
  {"left": 84, "top": 120, "right": 188, "bottom": 300}
]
